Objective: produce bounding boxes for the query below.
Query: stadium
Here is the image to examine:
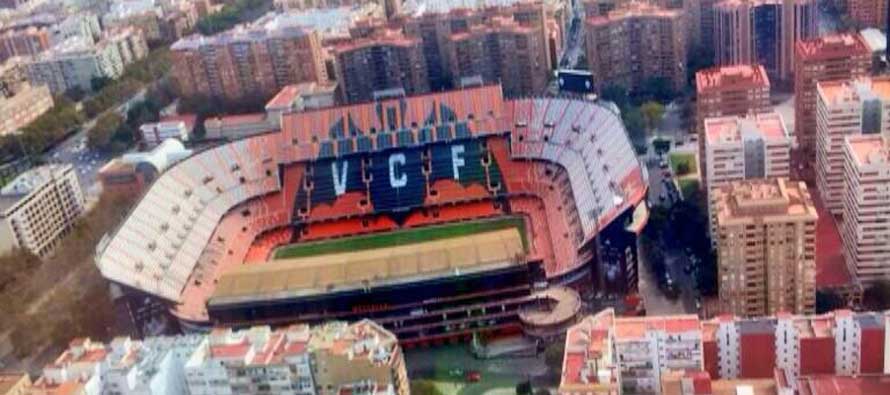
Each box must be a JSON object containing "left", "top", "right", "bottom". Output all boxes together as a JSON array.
[{"left": 95, "top": 85, "right": 649, "bottom": 344}]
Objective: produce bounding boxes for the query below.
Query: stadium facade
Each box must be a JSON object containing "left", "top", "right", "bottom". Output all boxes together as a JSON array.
[{"left": 96, "top": 85, "right": 649, "bottom": 343}]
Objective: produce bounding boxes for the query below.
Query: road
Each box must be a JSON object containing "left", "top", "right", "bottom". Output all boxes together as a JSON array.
[{"left": 42, "top": 87, "right": 148, "bottom": 198}]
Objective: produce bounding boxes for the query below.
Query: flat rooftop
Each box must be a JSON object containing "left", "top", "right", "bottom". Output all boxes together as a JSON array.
[
  {"left": 613, "top": 315, "right": 701, "bottom": 340},
  {"left": 704, "top": 112, "right": 788, "bottom": 146},
  {"left": 818, "top": 76, "right": 890, "bottom": 106},
  {"left": 587, "top": 1, "right": 680, "bottom": 24},
  {"left": 209, "top": 228, "right": 524, "bottom": 305},
  {"left": 696, "top": 64, "right": 770, "bottom": 93},
  {"left": 845, "top": 134, "right": 890, "bottom": 168},
  {"left": 714, "top": 178, "right": 818, "bottom": 224},
  {"left": 798, "top": 375, "right": 890, "bottom": 395},
  {"left": 796, "top": 33, "right": 870, "bottom": 61}
]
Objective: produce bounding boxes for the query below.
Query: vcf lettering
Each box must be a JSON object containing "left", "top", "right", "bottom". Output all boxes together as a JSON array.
[{"left": 329, "top": 144, "right": 467, "bottom": 195}]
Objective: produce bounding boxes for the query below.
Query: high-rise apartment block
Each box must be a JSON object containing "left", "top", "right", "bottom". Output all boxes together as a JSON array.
[
  {"left": 0, "top": 164, "right": 84, "bottom": 257},
  {"left": 0, "top": 26, "right": 51, "bottom": 62},
  {"left": 703, "top": 112, "right": 791, "bottom": 233},
  {"left": 444, "top": 16, "right": 549, "bottom": 96},
  {"left": 696, "top": 65, "right": 771, "bottom": 134},
  {"left": 794, "top": 33, "right": 872, "bottom": 161},
  {"left": 399, "top": 0, "right": 557, "bottom": 95},
  {"left": 25, "top": 320, "right": 408, "bottom": 395},
  {"left": 842, "top": 135, "right": 890, "bottom": 283},
  {"left": 0, "top": 82, "right": 53, "bottom": 135},
  {"left": 25, "top": 29, "right": 148, "bottom": 94},
  {"left": 713, "top": 0, "right": 817, "bottom": 81},
  {"left": 170, "top": 15, "right": 328, "bottom": 103},
  {"left": 584, "top": 2, "right": 687, "bottom": 93},
  {"left": 332, "top": 29, "right": 428, "bottom": 104},
  {"left": 560, "top": 309, "right": 890, "bottom": 395},
  {"left": 848, "top": 0, "right": 888, "bottom": 29},
  {"left": 712, "top": 178, "right": 817, "bottom": 317},
  {"left": 695, "top": 64, "right": 771, "bottom": 174},
  {"left": 815, "top": 76, "right": 890, "bottom": 216}
]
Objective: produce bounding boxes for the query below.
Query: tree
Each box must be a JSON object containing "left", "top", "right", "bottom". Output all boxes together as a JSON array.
[
  {"left": 544, "top": 341, "right": 565, "bottom": 375},
  {"left": 816, "top": 290, "right": 846, "bottom": 313},
  {"left": 410, "top": 381, "right": 444, "bottom": 395},
  {"left": 623, "top": 108, "right": 646, "bottom": 150},
  {"left": 516, "top": 381, "right": 532, "bottom": 395},
  {"left": 863, "top": 281, "right": 890, "bottom": 310},
  {"left": 88, "top": 112, "right": 124, "bottom": 151},
  {"left": 91, "top": 76, "right": 112, "bottom": 92},
  {"left": 640, "top": 101, "right": 665, "bottom": 135},
  {"left": 676, "top": 162, "right": 691, "bottom": 176},
  {"left": 600, "top": 84, "right": 629, "bottom": 111},
  {"left": 638, "top": 77, "right": 676, "bottom": 103}
]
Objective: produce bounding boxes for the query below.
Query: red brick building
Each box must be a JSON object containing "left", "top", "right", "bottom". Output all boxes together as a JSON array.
[
  {"left": 170, "top": 15, "right": 328, "bottom": 103},
  {"left": 794, "top": 33, "right": 871, "bottom": 164}
]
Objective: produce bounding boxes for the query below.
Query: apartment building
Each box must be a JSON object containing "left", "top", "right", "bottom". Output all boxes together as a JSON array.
[
  {"left": 49, "top": 13, "right": 102, "bottom": 45},
  {"left": 0, "top": 164, "right": 84, "bottom": 257},
  {"left": 170, "top": 14, "right": 327, "bottom": 103},
  {"left": 25, "top": 29, "right": 148, "bottom": 94},
  {"left": 560, "top": 309, "right": 702, "bottom": 395},
  {"left": 703, "top": 112, "right": 791, "bottom": 233},
  {"left": 102, "top": 0, "right": 164, "bottom": 43},
  {"left": 0, "top": 82, "right": 53, "bottom": 135},
  {"left": 332, "top": 29, "right": 428, "bottom": 104},
  {"left": 399, "top": 0, "right": 560, "bottom": 93},
  {"left": 794, "top": 33, "right": 872, "bottom": 161},
  {"left": 696, "top": 64, "right": 771, "bottom": 134},
  {"left": 139, "top": 119, "right": 192, "bottom": 147},
  {"left": 695, "top": 64, "right": 771, "bottom": 175},
  {"left": 23, "top": 320, "right": 408, "bottom": 395},
  {"left": 0, "top": 373, "right": 30, "bottom": 395},
  {"left": 713, "top": 0, "right": 817, "bottom": 82},
  {"left": 842, "top": 135, "right": 890, "bottom": 283},
  {"left": 444, "top": 16, "right": 549, "bottom": 97},
  {"left": 561, "top": 309, "right": 890, "bottom": 395},
  {"left": 0, "top": 25, "right": 51, "bottom": 62},
  {"left": 712, "top": 178, "right": 817, "bottom": 317},
  {"left": 584, "top": 2, "right": 687, "bottom": 93},
  {"left": 815, "top": 76, "right": 890, "bottom": 216},
  {"left": 848, "top": 0, "right": 888, "bottom": 29}
]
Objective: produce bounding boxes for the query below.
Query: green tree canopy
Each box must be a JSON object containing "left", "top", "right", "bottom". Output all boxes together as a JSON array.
[
  {"left": 410, "top": 381, "right": 444, "bottom": 395},
  {"left": 640, "top": 101, "right": 665, "bottom": 133}
]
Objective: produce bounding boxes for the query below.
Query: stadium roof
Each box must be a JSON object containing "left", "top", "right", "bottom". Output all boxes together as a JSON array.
[{"left": 209, "top": 228, "right": 524, "bottom": 304}]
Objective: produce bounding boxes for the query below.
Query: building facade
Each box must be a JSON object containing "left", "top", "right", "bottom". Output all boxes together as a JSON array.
[
  {"left": 793, "top": 33, "right": 872, "bottom": 163},
  {"left": 0, "top": 26, "right": 51, "bottom": 62},
  {"left": 561, "top": 309, "right": 890, "bottom": 395},
  {"left": 703, "top": 112, "right": 791, "bottom": 233},
  {"left": 399, "top": 1, "right": 558, "bottom": 93},
  {"left": 170, "top": 15, "right": 328, "bottom": 103},
  {"left": 444, "top": 16, "right": 549, "bottom": 97},
  {"left": 695, "top": 64, "right": 771, "bottom": 174},
  {"left": 842, "top": 135, "right": 890, "bottom": 283},
  {"left": 0, "top": 82, "right": 53, "bottom": 135},
  {"left": 332, "top": 29, "right": 428, "bottom": 104},
  {"left": 712, "top": 178, "right": 817, "bottom": 317},
  {"left": 585, "top": 2, "right": 687, "bottom": 93},
  {"left": 25, "top": 29, "right": 148, "bottom": 94},
  {"left": 815, "top": 76, "right": 890, "bottom": 216},
  {"left": 0, "top": 164, "right": 84, "bottom": 257},
  {"left": 848, "top": 0, "right": 888, "bottom": 29},
  {"left": 713, "top": 0, "right": 817, "bottom": 82}
]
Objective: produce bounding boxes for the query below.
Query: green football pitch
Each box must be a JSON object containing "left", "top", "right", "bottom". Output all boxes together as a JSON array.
[{"left": 272, "top": 216, "right": 527, "bottom": 260}]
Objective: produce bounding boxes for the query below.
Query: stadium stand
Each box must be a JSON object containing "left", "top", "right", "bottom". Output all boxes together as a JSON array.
[{"left": 95, "top": 85, "right": 648, "bottom": 336}]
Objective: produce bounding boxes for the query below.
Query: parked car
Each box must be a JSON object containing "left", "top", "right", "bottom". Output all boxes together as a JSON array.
[{"left": 466, "top": 371, "right": 482, "bottom": 382}]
